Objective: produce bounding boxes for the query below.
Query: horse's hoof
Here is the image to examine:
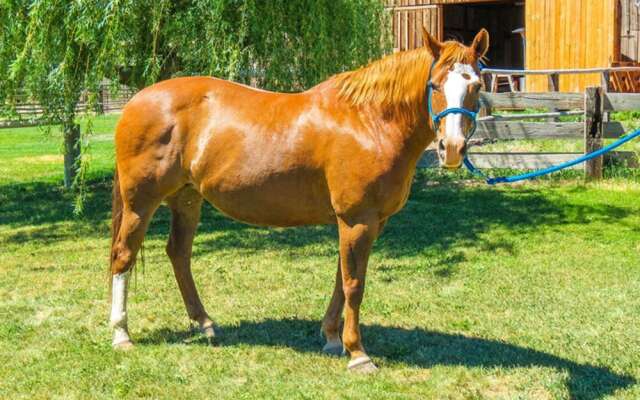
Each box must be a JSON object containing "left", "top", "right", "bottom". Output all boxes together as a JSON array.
[
  {"left": 322, "top": 340, "right": 344, "bottom": 356},
  {"left": 113, "top": 340, "right": 134, "bottom": 351},
  {"left": 347, "top": 356, "right": 377, "bottom": 373},
  {"left": 202, "top": 325, "right": 215, "bottom": 339},
  {"left": 200, "top": 322, "right": 216, "bottom": 345}
]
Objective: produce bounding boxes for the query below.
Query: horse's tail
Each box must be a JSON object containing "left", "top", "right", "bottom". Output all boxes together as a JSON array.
[{"left": 110, "top": 166, "right": 123, "bottom": 283}]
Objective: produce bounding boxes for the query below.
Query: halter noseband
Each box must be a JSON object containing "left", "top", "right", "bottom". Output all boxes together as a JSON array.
[{"left": 426, "top": 61, "right": 481, "bottom": 143}]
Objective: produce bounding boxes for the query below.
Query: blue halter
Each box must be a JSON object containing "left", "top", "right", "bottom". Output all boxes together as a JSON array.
[{"left": 426, "top": 61, "right": 480, "bottom": 143}]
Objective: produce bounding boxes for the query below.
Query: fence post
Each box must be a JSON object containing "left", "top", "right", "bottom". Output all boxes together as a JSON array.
[
  {"left": 547, "top": 73, "right": 559, "bottom": 92},
  {"left": 584, "top": 87, "right": 603, "bottom": 180},
  {"left": 479, "top": 79, "right": 492, "bottom": 118},
  {"left": 601, "top": 71, "right": 610, "bottom": 92},
  {"left": 490, "top": 74, "right": 498, "bottom": 92},
  {"left": 96, "top": 84, "right": 106, "bottom": 114},
  {"left": 601, "top": 70, "right": 610, "bottom": 124},
  {"left": 547, "top": 73, "right": 560, "bottom": 121}
]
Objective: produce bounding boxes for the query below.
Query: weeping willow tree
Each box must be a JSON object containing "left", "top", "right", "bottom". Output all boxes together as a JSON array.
[{"left": 0, "top": 0, "right": 389, "bottom": 192}]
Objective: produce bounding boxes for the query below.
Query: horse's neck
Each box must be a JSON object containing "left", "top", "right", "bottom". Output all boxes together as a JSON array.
[
  {"left": 326, "top": 47, "right": 434, "bottom": 159},
  {"left": 384, "top": 102, "right": 434, "bottom": 163}
]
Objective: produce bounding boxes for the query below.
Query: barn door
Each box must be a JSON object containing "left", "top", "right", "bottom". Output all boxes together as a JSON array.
[
  {"left": 612, "top": 0, "right": 640, "bottom": 92},
  {"left": 619, "top": 0, "right": 640, "bottom": 62},
  {"left": 387, "top": 1, "right": 442, "bottom": 52}
]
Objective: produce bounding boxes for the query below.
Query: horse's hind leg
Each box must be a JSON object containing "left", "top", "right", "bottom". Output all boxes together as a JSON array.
[
  {"left": 338, "top": 215, "right": 382, "bottom": 372},
  {"left": 166, "top": 186, "right": 215, "bottom": 341}
]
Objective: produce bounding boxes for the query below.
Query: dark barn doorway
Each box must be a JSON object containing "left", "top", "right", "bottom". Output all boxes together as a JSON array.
[{"left": 442, "top": 1, "right": 525, "bottom": 69}]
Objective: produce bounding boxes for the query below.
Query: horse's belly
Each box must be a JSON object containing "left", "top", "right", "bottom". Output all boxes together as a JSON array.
[{"left": 199, "top": 172, "right": 335, "bottom": 227}]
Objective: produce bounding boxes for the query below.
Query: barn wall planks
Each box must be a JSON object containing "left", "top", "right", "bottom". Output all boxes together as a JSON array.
[
  {"left": 526, "top": 0, "right": 617, "bottom": 92},
  {"left": 386, "top": 0, "right": 440, "bottom": 51}
]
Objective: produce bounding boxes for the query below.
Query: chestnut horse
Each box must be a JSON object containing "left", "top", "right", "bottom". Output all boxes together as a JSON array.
[{"left": 109, "top": 28, "right": 489, "bottom": 372}]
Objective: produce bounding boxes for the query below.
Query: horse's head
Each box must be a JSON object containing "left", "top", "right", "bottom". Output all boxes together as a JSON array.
[{"left": 423, "top": 28, "right": 489, "bottom": 169}]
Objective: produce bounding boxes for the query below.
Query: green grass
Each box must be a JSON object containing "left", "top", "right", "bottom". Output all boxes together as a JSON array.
[{"left": 1, "top": 115, "right": 640, "bottom": 399}]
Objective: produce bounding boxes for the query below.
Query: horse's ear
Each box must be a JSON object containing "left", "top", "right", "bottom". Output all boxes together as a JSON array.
[
  {"left": 422, "top": 26, "right": 443, "bottom": 59},
  {"left": 471, "top": 28, "right": 490, "bottom": 58}
]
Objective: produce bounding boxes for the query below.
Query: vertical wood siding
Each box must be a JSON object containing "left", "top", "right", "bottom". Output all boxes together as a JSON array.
[
  {"left": 387, "top": 0, "right": 441, "bottom": 51},
  {"left": 526, "top": 0, "right": 617, "bottom": 92}
]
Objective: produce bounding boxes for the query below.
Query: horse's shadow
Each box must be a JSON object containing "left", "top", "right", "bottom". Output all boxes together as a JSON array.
[{"left": 139, "top": 318, "right": 636, "bottom": 400}]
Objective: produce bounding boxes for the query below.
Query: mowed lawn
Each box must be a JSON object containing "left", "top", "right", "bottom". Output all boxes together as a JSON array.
[{"left": 1, "top": 115, "right": 640, "bottom": 399}]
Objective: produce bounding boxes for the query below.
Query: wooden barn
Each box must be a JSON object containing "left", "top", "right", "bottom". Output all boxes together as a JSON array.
[{"left": 385, "top": 0, "right": 634, "bottom": 92}]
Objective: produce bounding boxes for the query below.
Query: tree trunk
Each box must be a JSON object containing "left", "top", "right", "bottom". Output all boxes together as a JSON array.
[{"left": 63, "top": 122, "right": 81, "bottom": 188}]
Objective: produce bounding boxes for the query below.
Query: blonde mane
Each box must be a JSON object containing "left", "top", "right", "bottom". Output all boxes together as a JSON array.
[{"left": 332, "top": 41, "right": 478, "bottom": 111}]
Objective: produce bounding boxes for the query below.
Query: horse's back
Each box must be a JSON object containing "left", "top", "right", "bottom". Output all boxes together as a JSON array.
[{"left": 116, "top": 75, "right": 302, "bottom": 172}]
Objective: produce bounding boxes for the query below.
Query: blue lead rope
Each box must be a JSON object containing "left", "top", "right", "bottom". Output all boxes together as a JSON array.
[{"left": 463, "top": 127, "right": 640, "bottom": 185}]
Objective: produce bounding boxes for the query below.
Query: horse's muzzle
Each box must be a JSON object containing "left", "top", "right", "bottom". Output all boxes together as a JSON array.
[{"left": 437, "top": 139, "right": 466, "bottom": 170}]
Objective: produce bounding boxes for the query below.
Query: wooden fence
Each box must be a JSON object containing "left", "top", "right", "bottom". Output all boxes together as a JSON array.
[
  {"left": 420, "top": 87, "right": 640, "bottom": 179},
  {"left": 0, "top": 83, "right": 136, "bottom": 128},
  {"left": 481, "top": 66, "right": 640, "bottom": 93}
]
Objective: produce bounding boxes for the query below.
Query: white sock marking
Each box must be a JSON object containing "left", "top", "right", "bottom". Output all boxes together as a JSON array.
[{"left": 110, "top": 271, "right": 131, "bottom": 346}]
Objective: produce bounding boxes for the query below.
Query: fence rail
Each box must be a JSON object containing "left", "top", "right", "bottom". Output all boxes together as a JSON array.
[
  {"left": 419, "top": 151, "right": 637, "bottom": 170},
  {"left": 479, "top": 92, "right": 584, "bottom": 110},
  {"left": 482, "top": 67, "right": 640, "bottom": 75}
]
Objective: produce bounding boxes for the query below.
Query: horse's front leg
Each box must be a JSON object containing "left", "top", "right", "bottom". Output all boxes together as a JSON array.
[
  {"left": 322, "top": 219, "right": 387, "bottom": 356},
  {"left": 337, "top": 215, "right": 380, "bottom": 372},
  {"left": 321, "top": 256, "right": 345, "bottom": 355}
]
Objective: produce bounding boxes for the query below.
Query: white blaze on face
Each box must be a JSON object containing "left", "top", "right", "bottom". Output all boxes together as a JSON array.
[{"left": 442, "top": 63, "right": 479, "bottom": 141}]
